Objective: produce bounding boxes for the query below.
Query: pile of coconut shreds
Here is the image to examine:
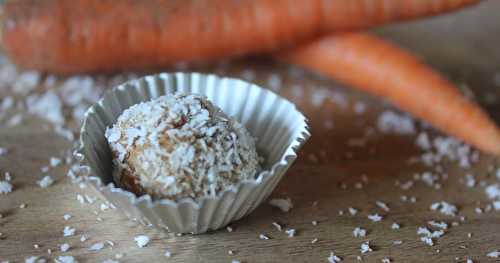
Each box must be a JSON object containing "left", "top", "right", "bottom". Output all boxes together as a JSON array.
[{"left": 105, "top": 93, "right": 260, "bottom": 200}]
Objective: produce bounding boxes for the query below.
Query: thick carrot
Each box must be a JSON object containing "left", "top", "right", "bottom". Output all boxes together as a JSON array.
[
  {"left": 279, "top": 33, "right": 500, "bottom": 155},
  {"left": 2, "top": 0, "right": 479, "bottom": 74}
]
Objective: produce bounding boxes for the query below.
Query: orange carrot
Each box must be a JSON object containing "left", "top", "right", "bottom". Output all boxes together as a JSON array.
[
  {"left": 279, "top": 33, "right": 500, "bottom": 155},
  {"left": 2, "top": 0, "right": 480, "bottom": 74}
]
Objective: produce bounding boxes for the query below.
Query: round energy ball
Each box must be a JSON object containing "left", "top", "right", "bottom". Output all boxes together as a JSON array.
[{"left": 105, "top": 93, "right": 260, "bottom": 201}]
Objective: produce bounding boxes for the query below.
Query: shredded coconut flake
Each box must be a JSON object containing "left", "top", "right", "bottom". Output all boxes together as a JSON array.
[
  {"left": 353, "top": 227, "right": 367, "bottom": 238},
  {"left": 269, "top": 198, "right": 293, "bottom": 212},
  {"left": 63, "top": 226, "right": 76, "bottom": 237},
  {"left": 328, "top": 252, "right": 343, "bottom": 263},
  {"left": 360, "top": 241, "right": 373, "bottom": 254},
  {"left": 377, "top": 110, "right": 415, "bottom": 135},
  {"left": 0, "top": 181, "right": 13, "bottom": 194},
  {"left": 37, "top": 175, "right": 54, "bottom": 188},
  {"left": 25, "top": 256, "right": 46, "bottom": 263},
  {"left": 368, "top": 214, "right": 383, "bottom": 222},
  {"left": 487, "top": 250, "right": 500, "bottom": 258},
  {"left": 54, "top": 256, "right": 77, "bottom": 263},
  {"left": 430, "top": 201, "right": 457, "bottom": 216},
  {"left": 88, "top": 242, "right": 104, "bottom": 251},
  {"left": 134, "top": 235, "right": 150, "bottom": 248},
  {"left": 60, "top": 243, "right": 70, "bottom": 252}
]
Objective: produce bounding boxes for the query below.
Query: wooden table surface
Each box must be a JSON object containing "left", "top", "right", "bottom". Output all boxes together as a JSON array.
[{"left": 1, "top": 1, "right": 500, "bottom": 262}]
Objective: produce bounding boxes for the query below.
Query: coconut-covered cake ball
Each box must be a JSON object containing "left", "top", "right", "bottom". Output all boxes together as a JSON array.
[{"left": 105, "top": 93, "right": 260, "bottom": 201}]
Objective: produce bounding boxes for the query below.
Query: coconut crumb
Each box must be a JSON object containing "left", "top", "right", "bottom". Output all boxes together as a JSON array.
[
  {"left": 134, "top": 235, "right": 150, "bottom": 248},
  {"left": 360, "top": 241, "right": 373, "bottom": 254},
  {"left": 428, "top": 221, "right": 448, "bottom": 230},
  {"left": 285, "top": 229, "right": 296, "bottom": 238},
  {"left": 269, "top": 198, "right": 293, "bottom": 212},
  {"left": 54, "top": 256, "right": 77, "bottom": 263},
  {"left": 60, "top": 243, "right": 70, "bottom": 252},
  {"left": 420, "top": 236, "right": 434, "bottom": 246},
  {"left": 393, "top": 240, "right": 403, "bottom": 245},
  {"left": 377, "top": 110, "right": 415, "bottom": 135},
  {"left": 0, "top": 147, "right": 8, "bottom": 156},
  {"left": 381, "top": 258, "right": 391, "bottom": 263},
  {"left": 311, "top": 238, "right": 318, "bottom": 244},
  {"left": 375, "top": 201, "right": 390, "bottom": 212},
  {"left": 0, "top": 181, "right": 13, "bottom": 194},
  {"left": 430, "top": 201, "right": 457, "bottom": 216},
  {"left": 88, "top": 242, "right": 104, "bottom": 251},
  {"left": 80, "top": 235, "right": 88, "bottom": 242},
  {"left": 63, "top": 226, "right": 76, "bottom": 237},
  {"left": 37, "top": 175, "right": 54, "bottom": 188},
  {"left": 259, "top": 234, "right": 270, "bottom": 240},
  {"left": 50, "top": 157, "right": 62, "bottom": 167},
  {"left": 348, "top": 207, "right": 358, "bottom": 216},
  {"left": 391, "top": 223, "right": 400, "bottom": 230},
  {"left": 487, "top": 250, "right": 500, "bottom": 258},
  {"left": 272, "top": 222, "right": 282, "bottom": 232},
  {"left": 25, "top": 256, "right": 46, "bottom": 263},
  {"left": 368, "top": 214, "right": 383, "bottom": 222},
  {"left": 327, "top": 252, "right": 343, "bottom": 263},
  {"left": 353, "top": 227, "right": 367, "bottom": 238},
  {"left": 486, "top": 184, "right": 500, "bottom": 199},
  {"left": 63, "top": 214, "right": 72, "bottom": 221}
]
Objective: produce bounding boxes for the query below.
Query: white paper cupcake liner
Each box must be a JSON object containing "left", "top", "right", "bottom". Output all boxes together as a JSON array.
[{"left": 75, "top": 72, "right": 310, "bottom": 234}]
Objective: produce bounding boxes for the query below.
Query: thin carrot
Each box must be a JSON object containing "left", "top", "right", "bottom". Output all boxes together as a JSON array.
[
  {"left": 279, "top": 33, "right": 500, "bottom": 155},
  {"left": 1, "top": 0, "right": 480, "bottom": 74}
]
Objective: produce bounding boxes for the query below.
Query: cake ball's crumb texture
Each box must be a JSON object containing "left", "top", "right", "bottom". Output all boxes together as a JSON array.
[{"left": 105, "top": 93, "right": 260, "bottom": 201}]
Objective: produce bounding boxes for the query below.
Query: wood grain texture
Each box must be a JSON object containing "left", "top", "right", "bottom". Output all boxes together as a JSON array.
[{"left": 1, "top": 1, "right": 500, "bottom": 262}]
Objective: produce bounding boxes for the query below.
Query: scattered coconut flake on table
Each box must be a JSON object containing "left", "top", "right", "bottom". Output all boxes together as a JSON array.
[
  {"left": 164, "top": 250, "right": 172, "bottom": 258},
  {"left": 88, "top": 242, "right": 105, "bottom": 251},
  {"left": 353, "top": 227, "right": 367, "bottom": 238},
  {"left": 377, "top": 110, "right": 415, "bottom": 135},
  {"left": 487, "top": 250, "right": 500, "bottom": 258},
  {"left": 368, "top": 214, "right": 383, "bottom": 222},
  {"left": 269, "top": 198, "right": 293, "bottom": 212},
  {"left": 285, "top": 229, "right": 296, "bottom": 238},
  {"left": 54, "top": 256, "right": 77, "bottom": 263},
  {"left": 348, "top": 207, "right": 358, "bottom": 216},
  {"left": 26, "top": 90, "right": 64, "bottom": 126},
  {"left": 381, "top": 258, "right": 392, "bottom": 263},
  {"left": 37, "top": 175, "right": 54, "bottom": 188},
  {"left": 50, "top": 157, "right": 62, "bottom": 167},
  {"left": 428, "top": 221, "right": 448, "bottom": 230},
  {"left": 420, "top": 236, "right": 434, "bottom": 246},
  {"left": 327, "top": 251, "right": 343, "bottom": 263},
  {"left": 375, "top": 201, "right": 390, "bottom": 212},
  {"left": 63, "top": 226, "right": 76, "bottom": 237},
  {"left": 391, "top": 223, "right": 400, "bottom": 230},
  {"left": 63, "top": 214, "right": 72, "bottom": 221},
  {"left": 360, "top": 241, "right": 373, "bottom": 254},
  {"left": 259, "top": 234, "right": 270, "bottom": 240},
  {"left": 60, "top": 243, "right": 70, "bottom": 252},
  {"left": 485, "top": 184, "right": 500, "bottom": 199},
  {"left": 0, "top": 180, "right": 13, "bottom": 194},
  {"left": 0, "top": 147, "right": 8, "bottom": 156},
  {"left": 272, "top": 222, "right": 282, "bottom": 232},
  {"left": 134, "top": 235, "right": 150, "bottom": 248},
  {"left": 430, "top": 201, "right": 457, "bottom": 216},
  {"left": 25, "top": 256, "right": 46, "bottom": 263}
]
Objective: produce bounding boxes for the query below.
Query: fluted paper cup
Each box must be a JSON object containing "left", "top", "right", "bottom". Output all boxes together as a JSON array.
[{"left": 75, "top": 72, "right": 310, "bottom": 234}]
